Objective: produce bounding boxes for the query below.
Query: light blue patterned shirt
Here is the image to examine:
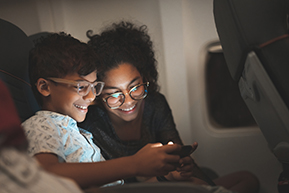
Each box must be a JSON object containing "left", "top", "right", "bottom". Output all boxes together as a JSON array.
[
  {"left": 22, "top": 111, "right": 123, "bottom": 186},
  {"left": 22, "top": 111, "right": 105, "bottom": 163}
]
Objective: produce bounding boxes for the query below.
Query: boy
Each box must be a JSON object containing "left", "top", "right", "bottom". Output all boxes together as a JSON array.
[{"left": 21, "top": 32, "right": 181, "bottom": 189}]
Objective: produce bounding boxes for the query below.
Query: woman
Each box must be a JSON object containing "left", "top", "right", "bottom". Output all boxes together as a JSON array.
[{"left": 79, "top": 21, "right": 259, "bottom": 193}]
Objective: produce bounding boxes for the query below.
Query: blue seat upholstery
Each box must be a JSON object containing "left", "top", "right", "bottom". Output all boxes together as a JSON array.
[{"left": 0, "top": 19, "right": 40, "bottom": 122}]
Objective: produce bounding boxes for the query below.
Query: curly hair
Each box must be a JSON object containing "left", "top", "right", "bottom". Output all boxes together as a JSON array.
[
  {"left": 29, "top": 32, "right": 99, "bottom": 106},
  {"left": 87, "top": 21, "right": 159, "bottom": 93}
]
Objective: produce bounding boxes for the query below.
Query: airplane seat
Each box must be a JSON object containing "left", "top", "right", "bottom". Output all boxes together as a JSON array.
[
  {"left": 29, "top": 31, "right": 51, "bottom": 45},
  {"left": 213, "top": 0, "right": 289, "bottom": 192},
  {"left": 0, "top": 18, "right": 40, "bottom": 122},
  {"left": 98, "top": 182, "right": 229, "bottom": 193}
]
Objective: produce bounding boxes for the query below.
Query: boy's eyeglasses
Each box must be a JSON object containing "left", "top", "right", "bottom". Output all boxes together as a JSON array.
[
  {"left": 103, "top": 82, "right": 149, "bottom": 109},
  {"left": 47, "top": 77, "right": 105, "bottom": 97}
]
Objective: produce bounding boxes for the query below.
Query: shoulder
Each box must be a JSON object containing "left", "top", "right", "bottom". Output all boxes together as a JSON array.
[
  {"left": 145, "top": 92, "right": 171, "bottom": 110},
  {"left": 143, "top": 92, "right": 174, "bottom": 125},
  {"left": 146, "top": 92, "right": 166, "bottom": 103},
  {"left": 22, "top": 111, "right": 52, "bottom": 130},
  {"left": 22, "top": 111, "right": 71, "bottom": 137}
]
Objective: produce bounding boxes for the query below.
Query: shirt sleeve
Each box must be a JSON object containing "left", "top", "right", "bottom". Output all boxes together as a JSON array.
[{"left": 22, "top": 116, "right": 66, "bottom": 162}]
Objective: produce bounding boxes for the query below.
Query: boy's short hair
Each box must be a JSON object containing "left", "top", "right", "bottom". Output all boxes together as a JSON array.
[{"left": 29, "top": 32, "right": 100, "bottom": 107}]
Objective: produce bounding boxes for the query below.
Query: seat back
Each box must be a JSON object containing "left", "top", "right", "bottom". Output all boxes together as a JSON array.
[
  {"left": 213, "top": 0, "right": 289, "bottom": 186},
  {"left": 0, "top": 19, "right": 40, "bottom": 122}
]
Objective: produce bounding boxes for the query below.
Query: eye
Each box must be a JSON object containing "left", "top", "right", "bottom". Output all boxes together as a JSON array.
[
  {"left": 131, "top": 86, "right": 138, "bottom": 92},
  {"left": 77, "top": 82, "right": 89, "bottom": 92},
  {"left": 78, "top": 86, "right": 85, "bottom": 91},
  {"left": 110, "top": 92, "right": 122, "bottom": 98}
]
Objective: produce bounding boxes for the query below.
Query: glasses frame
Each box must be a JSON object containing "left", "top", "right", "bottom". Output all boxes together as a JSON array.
[
  {"left": 103, "top": 82, "right": 149, "bottom": 109},
  {"left": 47, "top": 77, "right": 105, "bottom": 96}
]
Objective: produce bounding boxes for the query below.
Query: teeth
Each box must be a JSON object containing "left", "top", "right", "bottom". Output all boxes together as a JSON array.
[
  {"left": 121, "top": 105, "right": 135, "bottom": 111},
  {"left": 74, "top": 104, "right": 87, "bottom": 110}
]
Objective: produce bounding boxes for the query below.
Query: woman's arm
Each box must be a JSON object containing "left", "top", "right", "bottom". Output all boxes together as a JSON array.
[{"left": 149, "top": 93, "right": 183, "bottom": 145}]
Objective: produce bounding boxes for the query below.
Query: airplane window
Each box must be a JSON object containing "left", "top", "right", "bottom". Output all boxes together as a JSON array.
[{"left": 205, "top": 43, "right": 256, "bottom": 128}]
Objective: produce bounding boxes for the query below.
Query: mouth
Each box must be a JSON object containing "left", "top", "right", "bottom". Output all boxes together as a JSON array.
[
  {"left": 74, "top": 104, "right": 88, "bottom": 110},
  {"left": 120, "top": 104, "right": 136, "bottom": 112}
]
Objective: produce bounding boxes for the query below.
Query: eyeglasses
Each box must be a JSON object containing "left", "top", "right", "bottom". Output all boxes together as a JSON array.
[
  {"left": 103, "top": 82, "right": 149, "bottom": 109},
  {"left": 47, "top": 77, "right": 105, "bottom": 96}
]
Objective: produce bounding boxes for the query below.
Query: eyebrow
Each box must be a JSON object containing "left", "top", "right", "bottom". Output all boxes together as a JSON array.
[
  {"left": 77, "top": 77, "right": 98, "bottom": 83},
  {"left": 104, "top": 77, "right": 140, "bottom": 90}
]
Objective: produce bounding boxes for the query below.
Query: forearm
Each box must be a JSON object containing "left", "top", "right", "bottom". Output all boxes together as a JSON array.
[
  {"left": 41, "top": 156, "right": 137, "bottom": 188},
  {"left": 35, "top": 143, "right": 181, "bottom": 188}
]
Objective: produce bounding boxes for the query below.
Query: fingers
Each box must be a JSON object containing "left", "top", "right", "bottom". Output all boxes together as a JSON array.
[
  {"left": 179, "top": 171, "right": 194, "bottom": 178},
  {"left": 162, "top": 143, "right": 182, "bottom": 154},
  {"left": 177, "top": 162, "right": 194, "bottom": 172},
  {"left": 179, "top": 155, "right": 193, "bottom": 165},
  {"left": 157, "top": 163, "right": 179, "bottom": 176},
  {"left": 148, "top": 143, "right": 181, "bottom": 162},
  {"left": 135, "top": 143, "right": 182, "bottom": 176},
  {"left": 150, "top": 142, "right": 163, "bottom": 148},
  {"left": 192, "top": 142, "right": 198, "bottom": 151},
  {"left": 177, "top": 156, "right": 197, "bottom": 175}
]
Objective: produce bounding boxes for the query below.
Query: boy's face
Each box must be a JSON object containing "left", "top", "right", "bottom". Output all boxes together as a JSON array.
[{"left": 43, "top": 71, "right": 97, "bottom": 122}]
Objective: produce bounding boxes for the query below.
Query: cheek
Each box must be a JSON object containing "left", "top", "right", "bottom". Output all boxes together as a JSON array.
[
  {"left": 102, "top": 100, "right": 112, "bottom": 111},
  {"left": 63, "top": 93, "right": 82, "bottom": 106}
]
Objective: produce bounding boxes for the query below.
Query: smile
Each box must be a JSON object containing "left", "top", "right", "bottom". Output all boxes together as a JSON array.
[
  {"left": 120, "top": 105, "right": 136, "bottom": 112},
  {"left": 74, "top": 104, "right": 88, "bottom": 110}
]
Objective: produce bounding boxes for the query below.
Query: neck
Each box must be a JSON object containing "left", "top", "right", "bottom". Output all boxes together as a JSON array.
[{"left": 108, "top": 102, "right": 144, "bottom": 141}]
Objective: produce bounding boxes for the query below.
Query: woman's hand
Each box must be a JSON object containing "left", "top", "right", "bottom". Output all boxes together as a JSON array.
[
  {"left": 164, "top": 170, "right": 208, "bottom": 185},
  {"left": 164, "top": 142, "right": 200, "bottom": 180},
  {"left": 177, "top": 142, "right": 198, "bottom": 177}
]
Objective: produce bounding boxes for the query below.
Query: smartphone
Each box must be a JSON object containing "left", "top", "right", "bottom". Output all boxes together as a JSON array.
[{"left": 176, "top": 145, "right": 194, "bottom": 158}]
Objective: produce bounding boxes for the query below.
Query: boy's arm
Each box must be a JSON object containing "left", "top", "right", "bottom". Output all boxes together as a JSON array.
[{"left": 35, "top": 143, "right": 181, "bottom": 189}]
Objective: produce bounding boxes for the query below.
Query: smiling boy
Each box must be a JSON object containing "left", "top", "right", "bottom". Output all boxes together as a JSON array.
[{"left": 22, "top": 32, "right": 182, "bottom": 189}]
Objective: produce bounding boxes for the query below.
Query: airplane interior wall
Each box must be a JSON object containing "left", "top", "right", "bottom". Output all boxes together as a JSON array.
[{"left": 0, "top": 0, "right": 283, "bottom": 192}]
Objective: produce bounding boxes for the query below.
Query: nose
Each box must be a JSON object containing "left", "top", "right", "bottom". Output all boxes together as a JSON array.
[
  {"left": 123, "top": 91, "right": 134, "bottom": 104},
  {"left": 83, "top": 87, "right": 95, "bottom": 103}
]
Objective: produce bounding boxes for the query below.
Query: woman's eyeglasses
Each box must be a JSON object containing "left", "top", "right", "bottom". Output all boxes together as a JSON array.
[
  {"left": 47, "top": 77, "right": 105, "bottom": 96},
  {"left": 103, "top": 82, "right": 149, "bottom": 109}
]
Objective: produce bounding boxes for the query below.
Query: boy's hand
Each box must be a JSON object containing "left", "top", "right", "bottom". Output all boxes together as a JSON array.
[{"left": 132, "top": 143, "right": 181, "bottom": 177}]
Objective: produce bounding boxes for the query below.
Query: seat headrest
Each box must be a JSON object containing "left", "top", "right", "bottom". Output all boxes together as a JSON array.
[
  {"left": 213, "top": 0, "right": 289, "bottom": 81},
  {"left": 0, "top": 19, "right": 33, "bottom": 81},
  {"left": 0, "top": 19, "right": 40, "bottom": 121}
]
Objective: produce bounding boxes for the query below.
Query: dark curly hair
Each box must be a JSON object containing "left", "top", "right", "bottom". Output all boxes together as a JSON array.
[
  {"left": 29, "top": 32, "right": 100, "bottom": 107},
  {"left": 87, "top": 21, "right": 160, "bottom": 94}
]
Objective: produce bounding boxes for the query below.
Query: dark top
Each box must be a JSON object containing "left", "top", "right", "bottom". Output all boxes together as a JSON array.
[{"left": 79, "top": 92, "right": 183, "bottom": 182}]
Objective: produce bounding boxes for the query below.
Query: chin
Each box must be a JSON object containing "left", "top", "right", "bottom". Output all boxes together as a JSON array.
[
  {"left": 121, "top": 114, "right": 138, "bottom": 122},
  {"left": 72, "top": 115, "right": 86, "bottom": 123}
]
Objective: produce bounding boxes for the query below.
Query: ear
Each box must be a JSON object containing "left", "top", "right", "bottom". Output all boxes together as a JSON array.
[{"left": 36, "top": 78, "right": 51, "bottom": 97}]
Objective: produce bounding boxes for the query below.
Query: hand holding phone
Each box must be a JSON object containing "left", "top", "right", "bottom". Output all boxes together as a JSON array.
[
  {"left": 175, "top": 145, "right": 194, "bottom": 158},
  {"left": 167, "top": 144, "right": 194, "bottom": 158}
]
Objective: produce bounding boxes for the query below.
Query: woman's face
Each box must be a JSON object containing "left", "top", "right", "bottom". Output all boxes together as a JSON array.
[{"left": 101, "top": 63, "right": 145, "bottom": 122}]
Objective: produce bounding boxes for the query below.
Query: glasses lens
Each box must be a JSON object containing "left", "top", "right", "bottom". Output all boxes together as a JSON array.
[
  {"left": 106, "top": 93, "right": 125, "bottom": 108},
  {"left": 77, "top": 82, "right": 90, "bottom": 96},
  {"left": 94, "top": 82, "right": 104, "bottom": 96},
  {"left": 130, "top": 84, "right": 147, "bottom": 100}
]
